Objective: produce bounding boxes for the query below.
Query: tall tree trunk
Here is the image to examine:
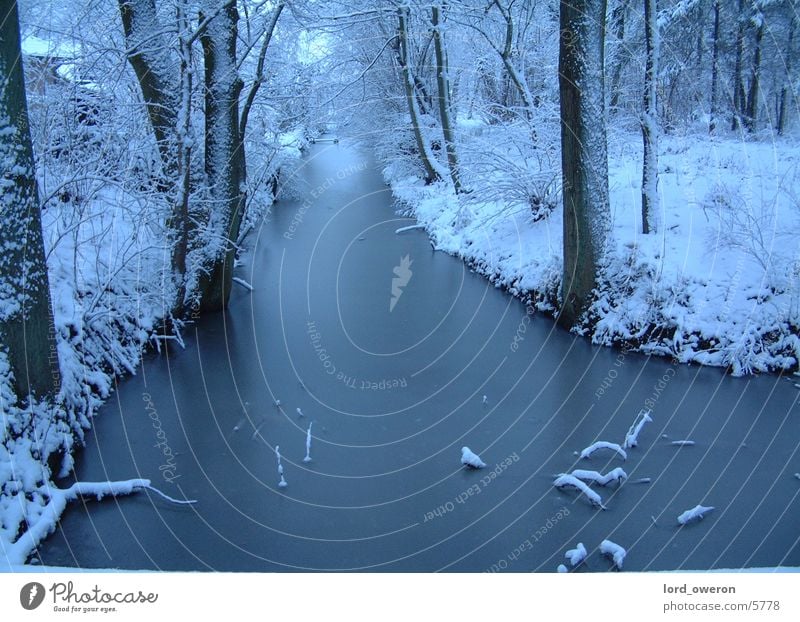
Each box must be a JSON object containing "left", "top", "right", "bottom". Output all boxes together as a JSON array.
[
  {"left": 731, "top": 0, "right": 747, "bottom": 130},
  {"left": 117, "top": 0, "right": 180, "bottom": 179},
  {"left": 431, "top": 5, "right": 464, "bottom": 194},
  {"left": 641, "top": 0, "right": 659, "bottom": 234},
  {"left": 745, "top": 16, "right": 764, "bottom": 133},
  {"left": 118, "top": 0, "right": 188, "bottom": 311},
  {"left": 397, "top": 8, "right": 441, "bottom": 184},
  {"left": 608, "top": 0, "right": 628, "bottom": 112},
  {"left": 709, "top": 0, "right": 720, "bottom": 133},
  {"left": 777, "top": 15, "right": 795, "bottom": 135},
  {"left": 0, "top": 0, "right": 58, "bottom": 401},
  {"left": 197, "top": 0, "right": 245, "bottom": 312},
  {"left": 558, "top": 0, "right": 611, "bottom": 328}
]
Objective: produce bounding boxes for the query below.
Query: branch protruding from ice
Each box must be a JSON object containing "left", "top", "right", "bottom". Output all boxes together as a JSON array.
[
  {"left": 553, "top": 475, "right": 607, "bottom": 509},
  {"left": 623, "top": 408, "right": 653, "bottom": 449},
  {"left": 600, "top": 539, "right": 626, "bottom": 570},
  {"left": 7, "top": 479, "right": 194, "bottom": 566},
  {"left": 275, "top": 445, "right": 287, "bottom": 488},
  {"left": 304, "top": 422, "right": 313, "bottom": 463},
  {"left": 565, "top": 468, "right": 628, "bottom": 487},
  {"left": 580, "top": 441, "right": 627, "bottom": 461}
]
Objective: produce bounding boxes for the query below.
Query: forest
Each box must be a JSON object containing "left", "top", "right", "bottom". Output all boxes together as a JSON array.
[{"left": 1, "top": 0, "right": 799, "bottom": 572}]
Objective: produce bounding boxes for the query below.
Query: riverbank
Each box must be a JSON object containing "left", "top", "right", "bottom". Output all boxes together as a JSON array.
[{"left": 384, "top": 129, "right": 800, "bottom": 376}]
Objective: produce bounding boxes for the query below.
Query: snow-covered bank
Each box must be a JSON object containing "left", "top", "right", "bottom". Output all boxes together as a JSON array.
[{"left": 385, "top": 129, "right": 800, "bottom": 376}]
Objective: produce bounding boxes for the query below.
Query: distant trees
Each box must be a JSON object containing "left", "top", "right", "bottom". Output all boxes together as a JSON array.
[
  {"left": 0, "top": 0, "right": 58, "bottom": 401},
  {"left": 557, "top": 0, "right": 611, "bottom": 327}
]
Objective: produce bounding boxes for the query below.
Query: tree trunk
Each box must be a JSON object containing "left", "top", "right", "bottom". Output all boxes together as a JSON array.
[
  {"left": 641, "top": 0, "right": 659, "bottom": 234},
  {"left": 0, "top": 0, "right": 58, "bottom": 401},
  {"left": 197, "top": 0, "right": 245, "bottom": 312},
  {"left": 777, "top": 15, "right": 795, "bottom": 135},
  {"left": 397, "top": 8, "right": 441, "bottom": 184},
  {"left": 731, "top": 0, "right": 747, "bottom": 130},
  {"left": 118, "top": 0, "right": 188, "bottom": 312},
  {"left": 117, "top": 0, "right": 180, "bottom": 178},
  {"left": 558, "top": 0, "right": 611, "bottom": 328},
  {"left": 745, "top": 17, "right": 764, "bottom": 133},
  {"left": 609, "top": 0, "right": 628, "bottom": 112},
  {"left": 431, "top": 5, "right": 464, "bottom": 194},
  {"left": 709, "top": 0, "right": 720, "bottom": 133}
]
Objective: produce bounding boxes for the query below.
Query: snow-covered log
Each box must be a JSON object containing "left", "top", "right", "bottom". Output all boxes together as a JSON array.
[
  {"left": 580, "top": 441, "right": 627, "bottom": 461},
  {"left": 553, "top": 475, "right": 607, "bottom": 509},
  {"left": 677, "top": 504, "right": 715, "bottom": 525},
  {"left": 565, "top": 542, "right": 588, "bottom": 566},
  {"left": 623, "top": 409, "right": 653, "bottom": 448},
  {"left": 600, "top": 539, "right": 627, "bottom": 569},
  {"left": 6, "top": 479, "right": 195, "bottom": 565},
  {"left": 461, "top": 446, "right": 486, "bottom": 469},
  {"left": 567, "top": 467, "right": 628, "bottom": 487},
  {"left": 671, "top": 440, "right": 695, "bottom": 446}
]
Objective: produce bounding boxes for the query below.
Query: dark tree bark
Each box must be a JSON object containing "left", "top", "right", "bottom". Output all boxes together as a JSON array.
[
  {"left": 558, "top": 0, "right": 611, "bottom": 328},
  {"left": 777, "top": 15, "right": 795, "bottom": 135},
  {"left": 0, "top": 0, "right": 59, "bottom": 401},
  {"left": 641, "top": 0, "right": 659, "bottom": 234},
  {"left": 397, "top": 7, "right": 441, "bottom": 184},
  {"left": 117, "top": 0, "right": 180, "bottom": 177},
  {"left": 197, "top": 0, "right": 245, "bottom": 312},
  {"left": 608, "top": 0, "right": 628, "bottom": 112},
  {"left": 709, "top": 0, "right": 721, "bottom": 133},
  {"left": 745, "top": 15, "right": 764, "bottom": 133},
  {"left": 431, "top": 4, "right": 464, "bottom": 194},
  {"left": 732, "top": 0, "right": 747, "bottom": 130},
  {"left": 118, "top": 0, "right": 188, "bottom": 309}
]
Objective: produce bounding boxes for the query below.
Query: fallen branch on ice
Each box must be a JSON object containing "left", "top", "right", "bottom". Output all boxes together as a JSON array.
[
  {"left": 580, "top": 441, "right": 627, "bottom": 461},
  {"left": 7, "top": 479, "right": 196, "bottom": 565}
]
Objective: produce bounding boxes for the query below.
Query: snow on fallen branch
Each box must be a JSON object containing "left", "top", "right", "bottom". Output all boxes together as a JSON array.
[
  {"left": 565, "top": 467, "right": 628, "bottom": 487},
  {"left": 7, "top": 479, "right": 196, "bottom": 565},
  {"left": 232, "top": 277, "right": 254, "bottom": 291},
  {"left": 553, "top": 475, "right": 607, "bottom": 509},
  {"left": 677, "top": 504, "right": 715, "bottom": 525},
  {"left": 395, "top": 224, "right": 426, "bottom": 234},
  {"left": 623, "top": 408, "right": 653, "bottom": 449},
  {"left": 600, "top": 539, "right": 627, "bottom": 570},
  {"left": 580, "top": 441, "right": 627, "bottom": 461},
  {"left": 671, "top": 440, "right": 696, "bottom": 446}
]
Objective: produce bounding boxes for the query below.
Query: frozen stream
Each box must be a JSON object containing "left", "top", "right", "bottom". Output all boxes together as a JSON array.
[{"left": 38, "top": 141, "right": 800, "bottom": 571}]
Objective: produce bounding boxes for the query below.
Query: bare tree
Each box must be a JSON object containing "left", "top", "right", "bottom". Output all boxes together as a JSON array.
[
  {"left": 558, "top": 0, "right": 611, "bottom": 327},
  {"left": 0, "top": 0, "right": 58, "bottom": 401}
]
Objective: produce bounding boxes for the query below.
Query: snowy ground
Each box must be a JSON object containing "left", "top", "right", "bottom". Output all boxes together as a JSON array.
[{"left": 386, "top": 127, "right": 800, "bottom": 376}]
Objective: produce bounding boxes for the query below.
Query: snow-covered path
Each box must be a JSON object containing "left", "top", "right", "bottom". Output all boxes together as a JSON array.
[{"left": 34, "top": 141, "right": 800, "bottom": 572}]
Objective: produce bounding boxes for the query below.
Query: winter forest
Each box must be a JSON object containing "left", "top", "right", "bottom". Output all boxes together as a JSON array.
[{"left": 1, "top": 0, "right": 800, "bottom": 573}]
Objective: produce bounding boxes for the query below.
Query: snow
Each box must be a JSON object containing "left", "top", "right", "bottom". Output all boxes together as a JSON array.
[
  {"left": 565, "top": 542, "right": 588, "bottom": 566},
  {"left": 671, "top": 440, "right": 696, "bottom": 446},
  {"left": 461, "top": 446, "right": 486, "bottom": 469},
  {"left": 623, "top": 409, "right": 653, "bottom": 449},
  {"left": 303, "top": 422, "right": 313, "bottom": 463},
  {"left": 384, "top": 132, "right": 800, "bottom": 376},
  {"left": 553, "top": 475, "right": 607, "bottom": 509},
  {"left": 678, "top": 504, "right": 715, "bottom": 525},
  {"left": 557, "top": 564, "right": 568, "bottom": 573},
  {"left": 600, "top": 539, "right": 627, "bottom": 570},
  {"left": 567, "top": 467, "right": 628, "bottom": 486},
  {"left": 580, "top": 441, "right": 628, "bottom": 461}
]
